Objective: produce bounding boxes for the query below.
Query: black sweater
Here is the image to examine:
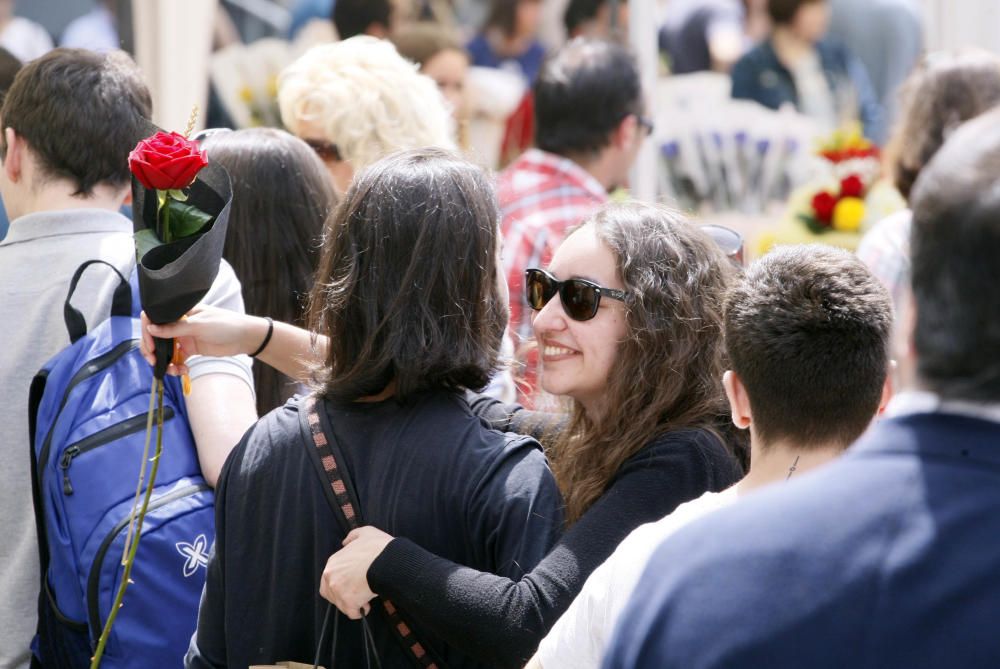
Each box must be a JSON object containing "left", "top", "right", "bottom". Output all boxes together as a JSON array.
[
  {"left": 185, "top": 392, "right": 562, "bottom": 669},
  {"left": 367, "top": 424, "right": 743, "bottom": 668}
]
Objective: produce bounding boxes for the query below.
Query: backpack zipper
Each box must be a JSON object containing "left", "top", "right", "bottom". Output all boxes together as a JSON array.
[
  {"left": 38, "top": 339, "right": 138, "bottom": 475},
  {"left": 86, "top": 483, "right": 210, "bottom": 642},
  {"left": 59, "top": 407, "right": 176, "bottom": 495}
]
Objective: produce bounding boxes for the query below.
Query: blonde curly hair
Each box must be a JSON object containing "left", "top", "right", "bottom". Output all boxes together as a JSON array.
[{"left": 278, "top": 36, "right": 455, "bottom": 171}]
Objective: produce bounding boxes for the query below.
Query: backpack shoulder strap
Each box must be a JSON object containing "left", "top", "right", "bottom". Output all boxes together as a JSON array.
[{"left": 298, "top": 395, "right": 446, "bottom": 669}]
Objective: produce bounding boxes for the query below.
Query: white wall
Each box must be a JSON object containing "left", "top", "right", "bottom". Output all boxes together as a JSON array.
[{"left": 921, "top": 0, "right": 1000, "bottom": 53}]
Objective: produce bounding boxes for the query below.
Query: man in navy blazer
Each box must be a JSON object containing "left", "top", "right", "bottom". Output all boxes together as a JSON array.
[{"left": 604, "top": 107, "right": 1000, "bottom": 669}]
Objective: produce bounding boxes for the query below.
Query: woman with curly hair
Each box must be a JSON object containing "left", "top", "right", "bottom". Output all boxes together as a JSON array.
[{"left": 316, "top": 201, "right": 745, "bottom": 667}]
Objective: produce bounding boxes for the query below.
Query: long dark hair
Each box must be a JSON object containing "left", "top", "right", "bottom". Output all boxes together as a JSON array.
[
  {"left": 203, "top": 128, "right": 336, "bottom": 415},
  {"left": 307, "top": 148, "right": 507, "bottom": 402},
  {"left": 548, "top": 203, "right": 745, "bottom": 523}
]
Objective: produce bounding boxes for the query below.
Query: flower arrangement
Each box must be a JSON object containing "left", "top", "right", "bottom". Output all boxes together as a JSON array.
[{"left": 797, "top": 124, "right": 881, "bottom": 235}]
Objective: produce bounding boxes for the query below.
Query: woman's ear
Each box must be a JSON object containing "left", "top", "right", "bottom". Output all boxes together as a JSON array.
[{"left": 723, "top": 370, "right": 752, "bottom": 429}]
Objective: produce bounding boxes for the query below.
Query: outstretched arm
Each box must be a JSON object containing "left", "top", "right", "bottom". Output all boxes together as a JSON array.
[{"left": 141, "top": 305, "right": 328, "bottom": 382}]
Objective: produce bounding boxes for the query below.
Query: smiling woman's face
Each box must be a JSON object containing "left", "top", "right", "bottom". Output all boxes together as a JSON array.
[{"left": 531, "top": 225, "right": 627, "bottom": 416}]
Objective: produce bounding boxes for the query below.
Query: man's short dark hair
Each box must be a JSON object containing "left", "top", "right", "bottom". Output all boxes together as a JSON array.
[
  {"left": 332, "top": 0, "right": 391, "bottom": 39},
  {"left": 725, "top": 245, "right": 891, "bottom": 447},
  {"left": 767, "top": 0, "right": 824, "bottom": 25},
  {"left": 0, "top": 48, "right": 152, "bottom": 196},
  {"left": 307, "top": 148, "right": 506, "bottom": 402},
  {"left": 533, "top": 38, "right": 642, "bottom": 157},
  {"left": 910, "top": 107, "right": 1000, "bottom": 402}
]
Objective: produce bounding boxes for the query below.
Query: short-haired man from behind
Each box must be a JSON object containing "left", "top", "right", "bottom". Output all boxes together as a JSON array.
[
  {"left": 528, "top": 245, "right": 893, "bottom": 669},
  {"left": 0, "top": 49, "right": 257, "bottom": 669},
  {"left": 605, "top": 108, "right": 1000, "bottom": 669},
  {"left": 500, "top": 38, "right": 649, "bottom": 404}
]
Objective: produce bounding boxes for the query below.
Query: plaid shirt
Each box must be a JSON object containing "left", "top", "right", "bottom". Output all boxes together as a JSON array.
[{"left": 499, "top": 149, "right": 608, "bottom": 403}]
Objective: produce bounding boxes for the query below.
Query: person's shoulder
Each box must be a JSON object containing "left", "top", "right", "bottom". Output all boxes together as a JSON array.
[
  {"left": 633, "top": 427, "right": 738, "bottom": 470},
  {"left": 226, "top": 397, "right": 305, "bottom": 475}
]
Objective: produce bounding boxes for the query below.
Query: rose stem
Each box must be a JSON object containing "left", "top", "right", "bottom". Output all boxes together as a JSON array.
[
  {"left": 120, "top": 384, "right": 157, "bottom": 565},
  {"left": 90, "top": 379, "right": 165, "bottom": 669}
]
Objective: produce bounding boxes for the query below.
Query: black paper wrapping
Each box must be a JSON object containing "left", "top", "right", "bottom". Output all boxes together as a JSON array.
[{"left": 131, "top": 160, "right": 233, "bottom": 325}]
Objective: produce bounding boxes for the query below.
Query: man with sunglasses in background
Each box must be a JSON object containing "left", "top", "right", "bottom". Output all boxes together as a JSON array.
[{"left": 498, "top": 37, "right": 652, "bottom": 407}]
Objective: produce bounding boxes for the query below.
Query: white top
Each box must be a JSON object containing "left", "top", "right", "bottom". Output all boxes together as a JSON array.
[
  {"left": 535, "top": 487, "right": 739, "bottom": 669},
  {"left": 0, "top": 16, "right": 53, "bottom": 62},
  {"left": 0, "top": 209, "right": 252, "bottom": 669},
  {"left": 60, "top": 5, "right": 119, "bottom": 52}
]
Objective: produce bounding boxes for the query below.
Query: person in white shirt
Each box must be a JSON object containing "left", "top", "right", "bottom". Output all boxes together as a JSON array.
[{"left": 529, "top": 244, "right": 895, "bottom": 669}]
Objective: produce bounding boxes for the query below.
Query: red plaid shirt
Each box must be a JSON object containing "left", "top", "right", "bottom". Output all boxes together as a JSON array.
[{"left": 498, "top": 149, "right": 608, "bottom": 404}]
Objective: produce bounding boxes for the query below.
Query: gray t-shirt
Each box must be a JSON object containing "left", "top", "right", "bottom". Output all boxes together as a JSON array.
[{"left": 0, "top": 208, "right": 252, "bottom": 669}]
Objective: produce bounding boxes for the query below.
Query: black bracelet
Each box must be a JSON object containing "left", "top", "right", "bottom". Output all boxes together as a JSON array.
[{"left": 249, "top": 317, "right": 274, "bottom": 358}]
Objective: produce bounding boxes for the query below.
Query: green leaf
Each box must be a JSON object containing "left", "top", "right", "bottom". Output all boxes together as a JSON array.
[
  {"left": 168, "top": 188, "right": 189, "bottom": 202},
  {"left": 162, "top": 198, "right": 213, "bottom": 239},
  {"left": 135, "top": 228, "right": 163, "bottom": 260},
  {"left": 797, "top": 213, "right": 829, "bottom": 235}
]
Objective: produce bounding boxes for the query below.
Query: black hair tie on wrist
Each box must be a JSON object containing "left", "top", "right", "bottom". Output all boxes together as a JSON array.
[{"left": 249, "top": 317, "right": 274, "bottom": 358}]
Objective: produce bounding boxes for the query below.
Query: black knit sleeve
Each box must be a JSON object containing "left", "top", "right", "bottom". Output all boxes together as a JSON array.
[
  {"left": 366, "top": 429, "right": 741, "bottom": 668},
  {"left": 465, "top": 391, "right": 566, "bottom": 444}
]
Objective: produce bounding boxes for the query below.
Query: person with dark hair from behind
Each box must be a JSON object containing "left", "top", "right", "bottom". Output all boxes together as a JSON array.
[
  {"left": 529, "top": 244, "right": 893, "bottom": 669},
  {"left": 332, "top": 0, "right": 392, "bottom": 40},
  {"left": 605, "top": 107, "right": 1000, "bottom": 669},
  {"left": 201, "top": 128, "right": 337, "bottom": 416},
  {"left": 563, "top": 0, "right": 629, "bottom": 41},
  {"left": 858, "top": 49, "right": 1000, "bottom": 313},
  {"left": 0, "top": 45, "right": 19, "bottom": 241},
  {"left": 730, "top": 0, "right": 884, "bottom": 142},
  {"left": 0, "top": 48, "right": 257, "bottom": 669},
  {"left": 500, "top": 38, "right": 650, "bottom": 405},
  {"left": 182, "top": 148, "right": 562, "bottom": 668},
  {"left": 467, "top": 0, "right": 546, "bottom": 82}
]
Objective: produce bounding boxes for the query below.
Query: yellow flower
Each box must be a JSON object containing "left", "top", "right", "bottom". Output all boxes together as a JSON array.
[{"left": 833, "top": 197, "right": 865, "bottom": 232}]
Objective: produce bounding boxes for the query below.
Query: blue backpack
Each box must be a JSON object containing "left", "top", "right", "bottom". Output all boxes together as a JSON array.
[{"left": 28, "top": 260, "right": 215, "bottom": 668}]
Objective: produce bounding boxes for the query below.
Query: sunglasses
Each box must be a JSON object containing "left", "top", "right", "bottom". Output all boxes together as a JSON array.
[
  {"left": 303, "top": 138, "right": 343, "bottom": 162},
  {"left": 525, "top": 268, "right": 628, "bottom": 322}
]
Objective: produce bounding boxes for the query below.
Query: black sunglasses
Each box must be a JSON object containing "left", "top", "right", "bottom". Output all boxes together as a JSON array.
[
  {"left": 525, "top": 268, "right": 628, "bottom": 322},
  {"left": 303, "top": 138, "right": 343, "bottom": 162}
]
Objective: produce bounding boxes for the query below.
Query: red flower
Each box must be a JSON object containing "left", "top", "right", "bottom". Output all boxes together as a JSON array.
[
  {"left": 129, "top": 131, "right": 208, "bottom": 191},
  {"left": 811, "top": 191, "right": 838, "bottom": 223},
  {"left": 840, "top": 174, "right": 865, "bottom": 198}
]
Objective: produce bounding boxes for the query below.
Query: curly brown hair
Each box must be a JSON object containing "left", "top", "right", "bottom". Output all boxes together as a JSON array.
[
  {"left": 886, "top": 49, "right": 1000, "bottom": 201},
  {"left": 547, "top": 202, "right": 745, "bottom": 524}
]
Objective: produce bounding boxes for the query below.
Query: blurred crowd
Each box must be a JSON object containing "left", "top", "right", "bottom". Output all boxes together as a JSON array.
[{"left": 6, "top": 2, "right": 1000, "bottom": 669}]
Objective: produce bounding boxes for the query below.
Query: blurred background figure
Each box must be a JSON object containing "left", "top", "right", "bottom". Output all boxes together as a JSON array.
[
  {"left": 659, "top": 0, "right": 746, "bottom": 74},
  {"left": 827, "top": 0, "right": 922, "bottom": 125},
  {"left": 0, "top": 0, "right": 52, "bottom": 62},
  {"left": 468, "top": 0, "right": 546, "bottom": 82},
  {"left": 332, "top": 0, "right": 393, "bottom": 39},
  {"left": 858, "top": 49, "right": 1000, "bottom": 314},
  {"left": 277, "top": 35, "right": 454, "bottom": 194},
  {"left": 0, "top": 45, "right": 20, "bottom": 241},
  {"left": 564, "top": 0, "right": 629, "bottom": 42},
  {"left": 392, "top": 20, "right": 471, "bottom": 140},
  {"left": 201, "top": 127, "right": 337, "bottom": 416},
  {"left": 60, "top": 0, "right": 119, "bottom": 51},
  {"left": 731, "top": 0, "right": 883, "bottom": 141}
]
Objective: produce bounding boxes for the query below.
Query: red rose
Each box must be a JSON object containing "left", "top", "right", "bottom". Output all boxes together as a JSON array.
[
  {"left": 840, "top": 174, "right": 865, "bottom": 198},
  {"left": 129, "top": 131, "right": 208, "bottom": 191},
  {"left": 811, "top": 191, "right": 838, "bottom": 223}
]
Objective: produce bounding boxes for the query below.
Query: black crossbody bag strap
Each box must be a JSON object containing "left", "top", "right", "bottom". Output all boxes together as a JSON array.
[{"left": 299, "top": 395, "right": 447, "bottom": 669}]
